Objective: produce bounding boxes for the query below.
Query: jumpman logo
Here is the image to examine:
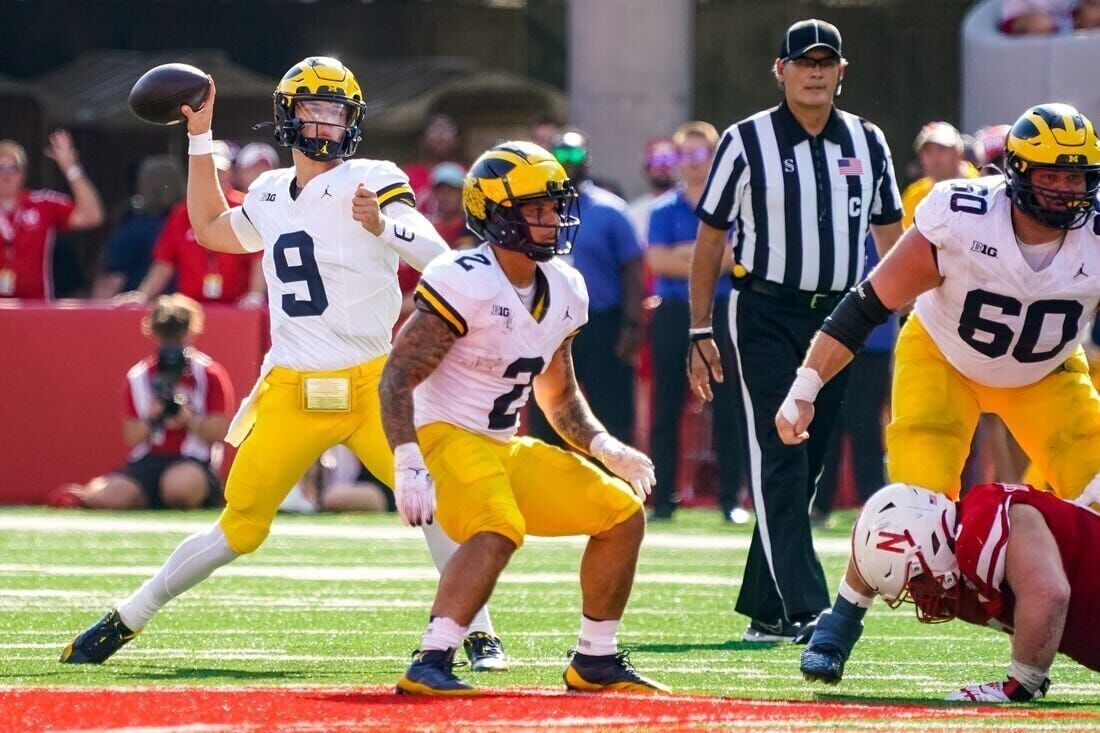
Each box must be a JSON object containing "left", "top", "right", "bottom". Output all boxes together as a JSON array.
[
  {"left": 321, "top": 186, "right": 333, "bottom": 199},
  {"left": 1075, "top": 263, "right": 1088, "bottom": 279}
]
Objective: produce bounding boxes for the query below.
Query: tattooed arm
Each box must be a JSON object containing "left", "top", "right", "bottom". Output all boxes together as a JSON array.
[
  {"left": 532, "top": 336, "right": 606, "bottom": 453},
  {"left": 380, "top": 309, "right": 458, "bottom": 449}
]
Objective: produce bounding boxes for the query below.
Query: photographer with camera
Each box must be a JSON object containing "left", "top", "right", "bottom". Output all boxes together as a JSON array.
[{"left": 55, "top": 295, "right": 234, "bottom": 509}]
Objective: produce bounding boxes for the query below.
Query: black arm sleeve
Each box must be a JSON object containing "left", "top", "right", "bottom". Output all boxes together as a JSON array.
[{"left": 820, "top": 280, "right": 894, "bottom": 354}]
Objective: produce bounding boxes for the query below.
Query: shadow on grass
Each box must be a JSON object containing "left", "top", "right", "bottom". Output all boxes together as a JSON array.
[
  {"left": 113, "top": 666, "right": 316, "bottom": 682},
  {"left": 631, "top": 640, "right": 786, "bottom": 653}
]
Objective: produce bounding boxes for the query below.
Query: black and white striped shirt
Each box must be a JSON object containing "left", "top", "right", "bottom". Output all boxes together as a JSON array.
[{"left": 697, "top": 102, "right": 902, "bottom": 293}]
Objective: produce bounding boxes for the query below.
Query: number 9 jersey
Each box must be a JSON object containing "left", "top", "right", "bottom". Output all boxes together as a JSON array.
[
  {"left": 235, "top": 158, "right": 416, "bottom": 371},
  {"left": 411, "top": 242, "right": 589, "bottom": 441},
  {"left": 913, "top": 176, "right": 1100, "bottom": 388}
]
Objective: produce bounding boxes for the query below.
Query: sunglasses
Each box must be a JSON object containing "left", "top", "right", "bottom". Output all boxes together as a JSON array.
[
  {"left": 789, "top": 56, "right": 841, "bottom": 71},
  {"left": 552, "top": 146, "right": 588, "bottom": 166},
  {"left": 678, "top": 147, "right": 713, "bottom": 164}
]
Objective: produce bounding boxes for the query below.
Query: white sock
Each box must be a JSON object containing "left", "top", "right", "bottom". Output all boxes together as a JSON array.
[
  {"left": 117, "top": 524, "right": 239, "bottom": 631},
  {"left": 420, "top": 523, "right": 495, "bottom": 637},
  {"left": 421, "top": 616, "right": 467, "bottom": 652},
  {"left": 577, "top": 616, "right": 620, "bottom": 657}
]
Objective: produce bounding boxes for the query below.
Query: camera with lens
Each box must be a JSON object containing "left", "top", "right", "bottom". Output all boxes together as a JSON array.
[{"left": 150, "top": 345, "right": 190, "bottom": 422}]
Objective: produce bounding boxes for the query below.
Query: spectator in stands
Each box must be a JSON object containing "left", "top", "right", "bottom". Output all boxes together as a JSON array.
[
  {"left": 529, "top": 117, "right": 561, "bottom": 149},
  {"left": 405, "top": 113, "right": 463, "bottom": 211},
  {"left": 645, "top": 122, "right": 745, "bottom": 521},
  {"left": 233, "top": 142, "right": 281, "bottom": 191},
  {"left": 427, "top": 162, "right": 476, "bottom": 249},
  {"left": 971, "top": 123, "right": 1012, "bottom": 174},
  {"left": 52, "top": 295, "right": 233, "bottom": 510},
  {"left": 900, "top": 122, "right": 979, "bottom": 229},
  {"left": 119, "top": 141, "right": 264, "bottom": 308},
  {"left": 1000, "top": 0, "right": 1079, "bottom": 33},
  {"left": 0, "top": 132, "right": 104, "bottom": 300},
  {"left": 92, "top": 156, "right": 183, "bottom": 299},
  {"left": 812, "top": 234, "right": 897, "bottom": 526},
  {"left": 627, "top": 137, "right": 679, "bottom": 243},
  {"left": 279, "top": 446, "right": 391, "bottom": 514},
  {"left": 527, "top": 130, "right": 644, "bottom": 446},
  {"left": 1076, "top": 0, "right": 1100, "bottom": 28}
]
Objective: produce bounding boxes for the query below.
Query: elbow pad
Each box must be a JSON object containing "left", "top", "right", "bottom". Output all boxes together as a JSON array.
[{"left": 820, "top": 280, "right": 893, "bottom": 354}]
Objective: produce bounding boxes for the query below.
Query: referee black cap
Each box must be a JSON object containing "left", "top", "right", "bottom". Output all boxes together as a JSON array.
[{"left": 780, "top": 19, "right": 842, "bottom": 60}]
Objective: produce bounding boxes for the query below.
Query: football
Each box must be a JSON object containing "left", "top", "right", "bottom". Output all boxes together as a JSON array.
[{"left": 128, "top": 63, "right": 210, "bottom": 125}]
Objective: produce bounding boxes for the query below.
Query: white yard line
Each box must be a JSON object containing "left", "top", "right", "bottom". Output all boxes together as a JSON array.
[{"left": 0, "top": 514, "right": 853, "bottom": 554}]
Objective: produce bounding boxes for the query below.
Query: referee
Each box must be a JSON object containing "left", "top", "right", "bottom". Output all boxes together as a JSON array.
[{"left": 687, "top": 18, "right": 904, "bottom": 643}]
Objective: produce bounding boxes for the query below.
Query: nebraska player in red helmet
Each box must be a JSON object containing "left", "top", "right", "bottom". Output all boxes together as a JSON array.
[{"left": 840, "top": 482, "right": 1100, "bottom": 702}]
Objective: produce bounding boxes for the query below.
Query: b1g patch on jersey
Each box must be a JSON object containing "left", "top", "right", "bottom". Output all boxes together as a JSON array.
[{"left": 912, "top": 176, "right": 1100, "bottom": 387}]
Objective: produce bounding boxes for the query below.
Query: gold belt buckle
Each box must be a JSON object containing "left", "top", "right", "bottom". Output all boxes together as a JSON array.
[{"left": 302, "top": 377, "right": 351, "bottom": 411}]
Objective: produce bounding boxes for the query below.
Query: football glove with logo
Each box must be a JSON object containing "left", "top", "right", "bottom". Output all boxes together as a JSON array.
[{"left": 394, "top": 443, "right": 435, "bottom": 527}]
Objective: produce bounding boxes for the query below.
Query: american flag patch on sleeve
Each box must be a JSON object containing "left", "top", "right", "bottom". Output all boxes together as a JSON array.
[{"left": 836, "top": 158, "right": 863, "bottom": 176}]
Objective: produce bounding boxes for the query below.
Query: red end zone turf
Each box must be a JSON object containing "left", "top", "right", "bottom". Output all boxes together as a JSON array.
[{"left": 4, "top": 687, "right": 1096, "bottom": 730}]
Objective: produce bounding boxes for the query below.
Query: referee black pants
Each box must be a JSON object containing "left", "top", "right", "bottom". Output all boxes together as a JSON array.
[
  {"left": 528, "top": 309, "right": 635, "bottom": 447},
  {"left": 650, "top": 297, "right": 745, "bottom": 517},
  {"left": 728, "top": 288, "right": 849, "bottom": 625}
]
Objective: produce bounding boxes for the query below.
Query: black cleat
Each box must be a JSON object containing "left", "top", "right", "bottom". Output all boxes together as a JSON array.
[
  {"left": 60, "top": 609, "right": 139, "bottom": 664},
  {"left": 463, "top": 632, "right": 509, "bottom": 672},
  {"left": 800, "top": 644, "right": 847, "bottom": 684},
  {"left": 396, "top": 648, "right": 479, "bottom": 696},
  {"left": 564, "top": 649, "right": 670, "bottom": 694}
]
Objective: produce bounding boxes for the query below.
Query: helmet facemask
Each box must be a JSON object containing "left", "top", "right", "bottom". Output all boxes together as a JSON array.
[
  {"left": 481, "top": 181, "right": 580, "bottom": 262},
  {"left": 1005, "top": 155, "right": 1100, "bottom": 230},
  {"left": 274, "top": 94, "right": 364, "bottom": 162},
  {"left": 853, "top": 484, "right": 961, "bottom": 623}
]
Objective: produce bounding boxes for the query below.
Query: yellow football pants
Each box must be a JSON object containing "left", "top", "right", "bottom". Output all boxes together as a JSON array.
[
  {"left": 887, "top": 316, "right": 1100, "bottom": 500},
  {"left": 218, "top": 356, "right": 394, "bottom": 554},
  {"left": 417, "top": 422, "right": 642, "bottom": 548}
]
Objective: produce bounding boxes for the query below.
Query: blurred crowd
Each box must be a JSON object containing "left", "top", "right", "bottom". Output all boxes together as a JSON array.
[
  {"left": 999, "top": 0, "right": 1100, "bottom": 33},
  {"left": 10, "top": 95, "right": 1097, "bottom": 519}
]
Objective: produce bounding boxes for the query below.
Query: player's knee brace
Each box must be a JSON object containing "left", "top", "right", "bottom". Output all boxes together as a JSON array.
[{"left": 218, "top": 508, "right": 271, "bottom": 555}]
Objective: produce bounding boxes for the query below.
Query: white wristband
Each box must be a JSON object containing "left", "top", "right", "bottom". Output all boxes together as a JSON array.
[
  {"left": 589, "top": 431, "right": 614, "bottom": 459},
  {"left": 778, "top": 367, "right": 824, "bottom": 424},
  {"left": 64, "top": 165, "right": 84, "bottom": 183},
  {"left": 688, "top": 327, "right": 714, "bottom": 337},
  {"left": 394, "top": 442, "right": 424, "bottom": 468},
  {"left": 188, "top": 131, "right": 214, "bottom": 156},
  {"left": 788, "top": 367, "right": 824, "bottom": 403}
]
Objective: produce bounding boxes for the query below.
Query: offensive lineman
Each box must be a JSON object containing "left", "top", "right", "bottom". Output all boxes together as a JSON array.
[
  {"left": 379, "top": 142, "right": 668, "bottom": 695},
  {"left": 61, "top": 57, "right": 505, "bottom": 668},
  {"left": 844, "top": 482, "right": 1100, "bottom": 702},
  {"left": 771, "top": 103, "right": 1100, "bottom": 685}
]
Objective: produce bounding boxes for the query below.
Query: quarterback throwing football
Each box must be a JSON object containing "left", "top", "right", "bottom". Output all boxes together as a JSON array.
[
  {"left": 380, "top": 141, "right": 667, "bottom": 695},
  {"left": 772, "top": 103, "right": 1100, "bottom": 690},
  {"left": 60, "top": 57, "right": 512, "bottom": 668}
]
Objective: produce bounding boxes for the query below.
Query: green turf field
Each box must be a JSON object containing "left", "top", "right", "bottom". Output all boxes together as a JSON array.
[{"left": 1, "top": 506, "right": 1097, "bottom": 722}]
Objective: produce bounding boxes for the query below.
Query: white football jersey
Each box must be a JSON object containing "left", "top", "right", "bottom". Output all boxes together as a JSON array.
[
  {"left": 913, "top": 176, "right": 1100, "bottom": 387},
  {"left": 413, "top": 243, "right": 589, "bottom": 441},
  {"left": 238, "top": 159, "right": 415, "bottom": 370}
]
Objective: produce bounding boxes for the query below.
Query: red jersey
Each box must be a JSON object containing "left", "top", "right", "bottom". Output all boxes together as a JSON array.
[
  {"left": 0, "top": 190, "right": 75, "bottom": 299},
  {"left": 152, "top": 191, "right": 259, "bottom": 303},
  {"left": 124, "top": 349, "right": 233, "bottom": 461},
  {"left": 953, "top": 483, "right": 1100, "bottom": 672}
]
